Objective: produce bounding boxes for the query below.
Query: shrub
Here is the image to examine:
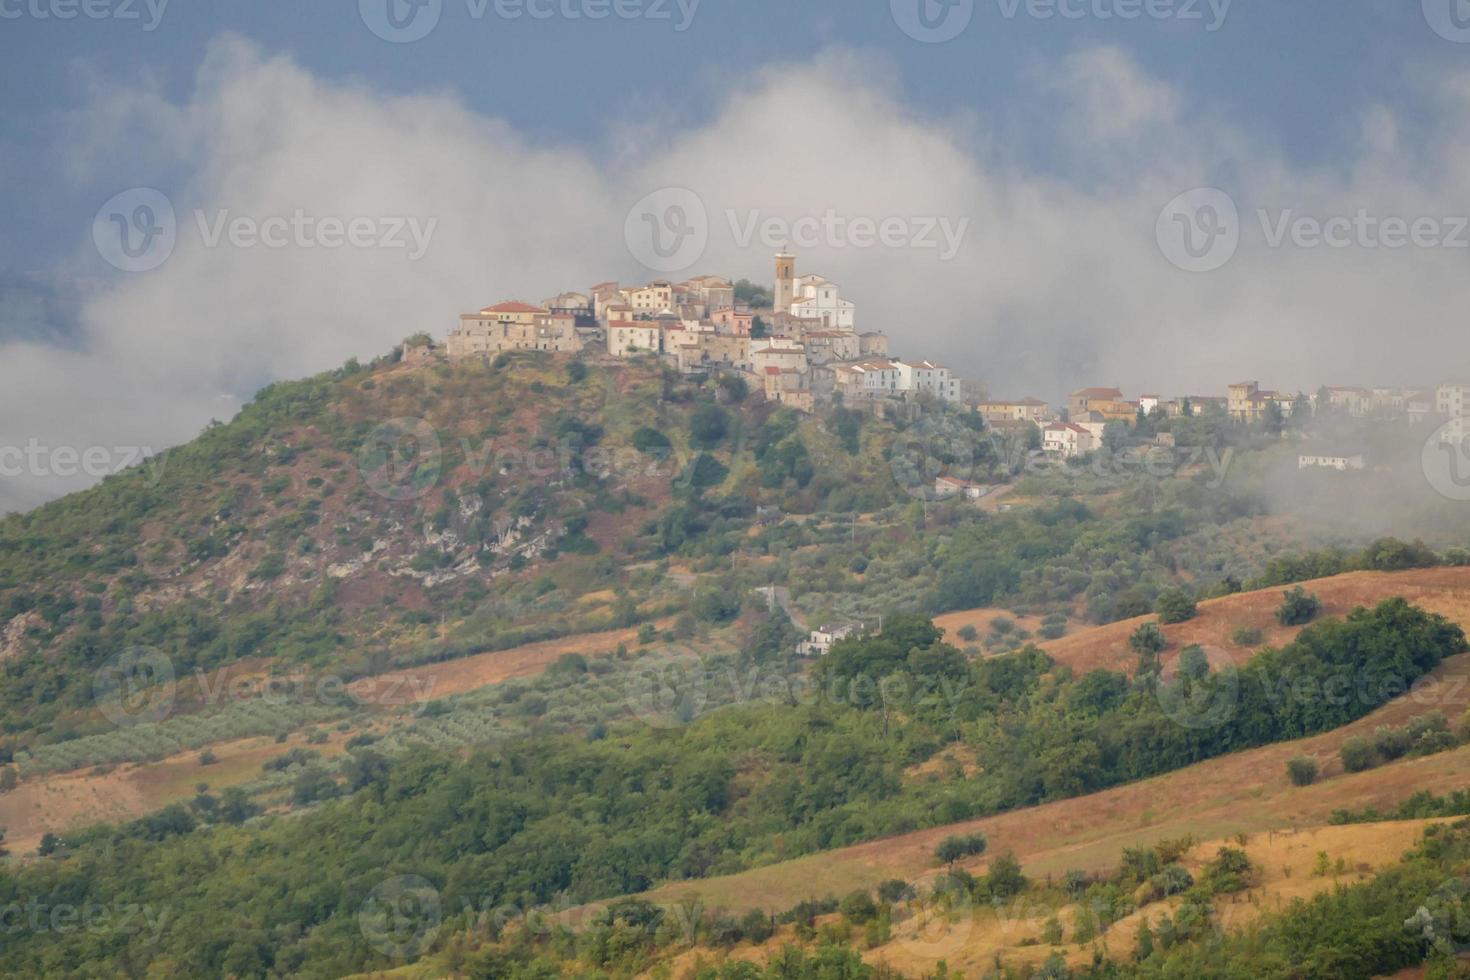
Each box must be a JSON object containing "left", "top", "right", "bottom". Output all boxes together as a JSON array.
[
  {"left": 1204, "top": 847, "right": 1253, "bottom": 894},
  {"left": 1286, "top": 756, "right": 1319, "bottom": 786},
  {"left": 957, "top": 625, "right": 979, "bottom": 642},
  {"left": 1041, "top": 916, "right": 1064, "bottom": 945},
  {"left": 1155, "top": 590, "right": 1197, "bottom": 625},
  {"left": 936, "top": 832, "right": 988, "bottom": 866},
  {"left": 631, "top": 427, "right": 672, "bottom": 456},
  {"left": 740, "top": 908, "right": 773, "bottom": 944},
  {"left": 1130, "top": 622, "right": 1167, "bottom": 656},
  {"left": 1373, "top": 725, "right": 1412, "bottom": 761},
  {"left": 1276, "top": 587, "right": 1322, "bottom": 627},
  {"left": 198, "top": 749, "right": 218, "bottom": 766},
  {"left": 1339, "top": 737, "right": 1376, "bottom": 773},
  {"left": 1232, "top": 626, "right": 1264, "bottom": 647},
  {"left": 839, "top": 890, "right": 879, "bottom": 925}
]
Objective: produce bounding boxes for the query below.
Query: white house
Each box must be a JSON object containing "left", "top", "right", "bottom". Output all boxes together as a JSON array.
[
  {"left": 833, "top": 360, "right": 902, "bottom": 398},
  {"left": 797, "top": 623, "right": 863, "bottom": 656},
  {"left": 934, "top": 476, "right": 987, "bottom": 500},
  {"left": 896, "top": 360, "right": 961, "bottom": 403},
  {"left": 1298, "top": 453, "right": 1366, "bottom": 471},
  {"left": 789, "top": 274, "right": 857, "bottom": 330},
  {"left": 1043, "top": 422, "right": 1095, "bottom": 459}
]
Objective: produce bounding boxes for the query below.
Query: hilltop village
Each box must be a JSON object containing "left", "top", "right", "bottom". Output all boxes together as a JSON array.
[
  {"left": 428, "top": 251, "right": 1470, "bottom": 468},
  {"left": 435, "top": 252, "right": 965, "bottom": 416}
]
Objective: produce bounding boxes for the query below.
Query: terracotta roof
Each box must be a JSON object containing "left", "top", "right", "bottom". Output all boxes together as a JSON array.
[
  {"left": 1072, "top": 387, "right": 1122, "bottom": 399},
  {"left": 484, "top": 301, "right": 546, "bottom": 314}
]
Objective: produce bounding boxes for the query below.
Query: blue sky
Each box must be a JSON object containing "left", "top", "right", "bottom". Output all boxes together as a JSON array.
[{"left": 6, "top": 0, "right": 1470, "bottom": 511}]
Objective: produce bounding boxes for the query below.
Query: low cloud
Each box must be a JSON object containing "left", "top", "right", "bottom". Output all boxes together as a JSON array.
[{"left": 6, "top": 37, "right": 1470, "bottom": 510}]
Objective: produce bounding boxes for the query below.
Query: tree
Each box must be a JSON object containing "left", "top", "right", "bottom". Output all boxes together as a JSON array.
[
  {"left": 689, "top": 404, "right": 729, "bottom": 448},
  {"left": 1178, "top": 645, "right": 1210, "bottom": 681},
  {"left": 1130, "top": 622, "right": 1167, "bottom": 656},
  {"left": 37, "top": 832, "right": 59, "bottom": 856},
  {"left": 1155, "top": 590, "right": 1197, "bottom": 625},
  {"left": 982, "top": 852, "right": 1027, "bottom": 899},
  {"left": 565, "top": 360, "right": 588, "bottom": 384},
  {"left": 839, "top": 889, "right": 878, "bottom": 924},
  {"left": 1286, "top": 756, "right": 1319, "bottom": 786},
  {"left": 1135, "top": 921, "right": 1156, "bottom": 961},
  {"left": 877, "top": 879, "right": 911, "bottom": 904},
  {"left": 0, "top": 765, "right": 17, "bottom": 793},
  {"left": 1277, "top": 586, "right": 1322, "bottom": 627},
  {"left": 1041, "top": 916, "right": 1064, "bottom": 945}
]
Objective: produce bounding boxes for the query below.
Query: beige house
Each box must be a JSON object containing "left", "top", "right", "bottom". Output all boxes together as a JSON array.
[
  {"left": 978, "top": 398, "right": 1050, "bottom": 425},
  {"left": 1228, "top": 381, "right": 1294, "bottom": 422},
  {"left": 622, "top": 282, "right": 674, "bottom": 314},
  {"left": 608, "top": 323, "right": 662, "bottom": 358},
  {"left": 447, "top": 301, "right": 550, "bottom": 357},
  {"left": 1069, "top": 387, "right": 1123, "bottom": 418},
  {"left": 670, "top": 334, "right": 751, "bottom": 374},
  {"left": 750, "top": 341, "right": 809, "bottom": 376},
  {"left": 858, "top": 332, "right": 890, "bottom": 357},
  {"left": 763, "top": 368, "right": 814, "bottom": 413},
  {"left": 804, "top": 330, "right": 861, "bottom": 363}
]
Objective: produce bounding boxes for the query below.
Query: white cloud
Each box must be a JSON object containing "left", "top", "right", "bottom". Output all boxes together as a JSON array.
[{"left": 7, "top": 37, "right": 1470, "bottom": 510}]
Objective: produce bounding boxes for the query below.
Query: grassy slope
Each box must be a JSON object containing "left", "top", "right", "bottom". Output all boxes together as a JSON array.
[{"left": 555, "top": 566, "right": 1470, "bottom": 918}]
